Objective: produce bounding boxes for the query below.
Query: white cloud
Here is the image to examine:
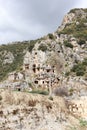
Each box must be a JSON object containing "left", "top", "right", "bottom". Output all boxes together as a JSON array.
[{"left": 0, "top": 0, "right": 87, "bottom": 44}]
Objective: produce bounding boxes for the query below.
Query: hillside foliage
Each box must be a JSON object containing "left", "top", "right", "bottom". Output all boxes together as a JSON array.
[{"left": 0, "top": 40, "right": 37, "bottom": 81}]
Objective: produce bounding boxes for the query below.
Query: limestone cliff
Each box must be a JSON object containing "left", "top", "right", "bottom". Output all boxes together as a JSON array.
[{"left": 0, "top": 9, "right": 87, "bottom": 96}]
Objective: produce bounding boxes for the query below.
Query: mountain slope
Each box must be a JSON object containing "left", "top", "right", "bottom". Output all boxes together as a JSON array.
[
  {"left": 0, "top": 8, "right": 87, "bottom": 130},
  {"left": 0, "top": 8, "right": 87, "bottom": 91}
]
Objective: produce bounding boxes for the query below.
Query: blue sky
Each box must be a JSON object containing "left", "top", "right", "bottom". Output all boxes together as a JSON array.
[{"left": 0, "top": 0, "right": 87, "bottom": 44}]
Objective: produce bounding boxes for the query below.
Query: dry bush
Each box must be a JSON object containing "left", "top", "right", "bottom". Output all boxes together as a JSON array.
[
  {"left": 4, "top": 91, "right": 15, "bottom": 105},
  {"left": 0, "top": 95, "right": 2, "bottom": 101},
  {"left": 0, "top": 110, "right": 3, "bottom": 117},
  {"left": 41, "top": 101, "right": 52, "bottom": 113},
  {"left": 12, "top": 109, "right": 19, "bottom": 115},
  {"left": 28, "top": 100, "right": 37, "bottom": 107},
  {"left": 53, "top": 87, "right": 68, "bottom": 96},
  {"left": 45, "top": 102, "right": 52, "bottom": 112}
]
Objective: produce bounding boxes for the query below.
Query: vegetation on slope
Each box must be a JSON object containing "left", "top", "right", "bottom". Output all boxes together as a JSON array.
[
  {"left": 0, "top": 40, "right": 38, "bottom": 81},
  {"left": 0, "top": 8, "right": 87, "bottom": 82},
  {"left": 64, "top": 40, "right": 73, "bottom": 48},
  {"left": 69, "top": 8, "right": 87, "bottom": 13},
  {"left": 71, "top": 58, "right": 87, "bottom": 76},
  {"left": 60, "top": 9, "right": 87, "bottom": 41},
  {"left": 60, "top": 19, "right": 87, "bottom": 40}
]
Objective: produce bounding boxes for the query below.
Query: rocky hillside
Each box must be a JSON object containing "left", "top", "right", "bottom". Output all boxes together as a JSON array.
[
  {"left": 0, "top": 8, "right": 87, "bottom": 81},
  {"left": 0, "top": 8, "right": 87, "bottom": 94},
  {"left": 0, "top": 8, "right": 87, "bottom": 130}
]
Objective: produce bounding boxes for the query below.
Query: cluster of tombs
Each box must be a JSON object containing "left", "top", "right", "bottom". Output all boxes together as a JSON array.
[{"left": 8, "top": 50, "right": 60, "bottom": 91}]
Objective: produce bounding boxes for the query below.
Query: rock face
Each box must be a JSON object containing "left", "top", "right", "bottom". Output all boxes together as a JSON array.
[
  {"left": 3, "top": 51, "right": 14, "bottom": 64},
  {"left": 58, "top": 13, "right": 75, "bottom": 31},
  {"left": 58, "top": 8, "right": 87, "bottom": 31},
  {"left": 23, "top": 50, "right": 59, "bottom": 90}
]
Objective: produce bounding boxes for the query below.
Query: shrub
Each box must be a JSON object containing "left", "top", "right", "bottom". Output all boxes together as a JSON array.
[
  {"left": 28, "top": 100, "right": 37, "bottom": 107},
  {"left": 28, "top": 82, "right": 33, "bottom": 88},
  {"left": 0, "top": 95, "right": 2, "bottom": 101},
  {"left": 28, "top": 40, "right": 36, "bottom": 52},
  {"left": 76, "top": 70, "right": 85, "bottom": 76},
  {"left": 48, "top": 96, "right": 53, "bottom": 101},
  {"left": 12, "top": 109, "right": 19, "bottom": 115},
  {"left": 48, "top": 33, "right": 54, "bottom": 39},
  {"left": 71, "top": 63, "right": 86, "bottom": 76},
  {"left": 45, "top": 102, "right": 52, "bottom": 111},
  {"left": 78, "top": 39, "right": 86, "bottom": 46},
  {"left": 69, "top": 88, "right": 74, "bottom": 96},
  {"left": 79, "top": 119, "right": 87, "bottom": 127},
  {"left": 38, "top": 44, "right": 47, "bottom": 52},
  {"left": 82, "top": 58, "right": 87, "bottom": 66},
  {"left": 0, "top": 110, "right": 3, "bottom": 117},
  {"left": 64, "top": 41, "right": 73, "bottom": 48},
  {"left": 65, "top": 71, "right": 70, "bottom": 76}
]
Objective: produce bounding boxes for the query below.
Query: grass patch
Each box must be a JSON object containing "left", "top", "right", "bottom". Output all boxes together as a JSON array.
[
  {"left": 29, "top": 90, "right": 49, "bottom": 95},
  {"left": 79, "top": 119, "right": 87, "bottom": 127}
]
